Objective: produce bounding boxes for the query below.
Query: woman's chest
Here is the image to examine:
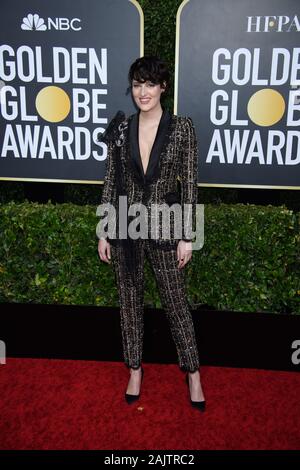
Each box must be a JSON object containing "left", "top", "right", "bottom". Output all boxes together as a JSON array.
[{"left": 118, "top": 117, "right": 184, "bottom": 187}]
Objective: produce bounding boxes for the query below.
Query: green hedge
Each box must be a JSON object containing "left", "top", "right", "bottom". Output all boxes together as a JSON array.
[{"left": 0, "top": 201, "right": 299, "bottom": 314}]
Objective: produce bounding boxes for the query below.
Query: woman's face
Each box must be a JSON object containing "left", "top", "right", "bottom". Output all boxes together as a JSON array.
[{"left": 132, "top": 79, "right": 165, "bottom": 111}]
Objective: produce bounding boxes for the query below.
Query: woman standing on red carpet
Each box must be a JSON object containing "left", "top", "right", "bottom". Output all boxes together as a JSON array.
[{"left": 98, "top": 56, "right": 205, "bottom": 412}]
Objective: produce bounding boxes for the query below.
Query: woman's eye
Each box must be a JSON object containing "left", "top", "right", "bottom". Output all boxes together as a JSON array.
[{"left": 133, "top": 82, "right": 155, "bottom": 87}]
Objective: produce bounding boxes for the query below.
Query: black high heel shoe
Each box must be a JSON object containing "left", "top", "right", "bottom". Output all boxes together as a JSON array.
[
  {"left": 186, "top": 373, "right": 206, "bottom": 412},
  {"left": 125, "top": 367, "right": 144, "bottom": 404}
]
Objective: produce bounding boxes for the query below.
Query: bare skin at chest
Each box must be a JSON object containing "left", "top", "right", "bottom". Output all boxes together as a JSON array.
[{"left": 138, "top": 121, "right": 159, "bottom": 175}]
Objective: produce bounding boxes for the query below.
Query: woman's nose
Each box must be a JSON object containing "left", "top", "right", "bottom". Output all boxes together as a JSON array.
[{"left": 140, "top": 84, "right": 147, "bottom": 96}]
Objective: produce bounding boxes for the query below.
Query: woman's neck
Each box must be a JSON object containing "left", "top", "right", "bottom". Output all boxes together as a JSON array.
[{"left": 139, "top": 103, "right": 163, "bottom": 123}]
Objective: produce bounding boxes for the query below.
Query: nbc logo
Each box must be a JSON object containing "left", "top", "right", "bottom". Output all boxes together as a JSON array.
[
  {"left": 21, "top": 13, "right": 82, "bottom": 31},
  {"left": 21, "top": 13, "right": 47, "bottom": 31}
]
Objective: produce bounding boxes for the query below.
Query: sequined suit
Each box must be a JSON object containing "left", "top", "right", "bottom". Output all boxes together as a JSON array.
[{"left": 99, "top": 107, "right": 200, "bottom": 372}]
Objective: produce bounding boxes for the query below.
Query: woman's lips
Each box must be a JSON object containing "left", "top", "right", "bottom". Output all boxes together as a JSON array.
[{"left": 140, "top": 99, "right": 150, "bottom": 103}]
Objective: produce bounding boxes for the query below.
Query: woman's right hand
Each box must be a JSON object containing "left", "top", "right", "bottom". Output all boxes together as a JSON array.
[{"left": 98, "top": 238, "right": 111, "bottom": 264}]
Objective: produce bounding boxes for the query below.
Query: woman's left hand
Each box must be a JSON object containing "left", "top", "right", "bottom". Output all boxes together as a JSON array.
[{"left": 177, "top": 240, "right": 192, "bottom": 269}]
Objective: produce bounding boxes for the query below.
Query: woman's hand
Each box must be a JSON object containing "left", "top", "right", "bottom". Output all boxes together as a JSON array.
[
  {"left": 98, "top": 238, "right": 111, "bottom": 264},
  {"left": 177, "top": 240, "right": 192, "bottom": 269}
]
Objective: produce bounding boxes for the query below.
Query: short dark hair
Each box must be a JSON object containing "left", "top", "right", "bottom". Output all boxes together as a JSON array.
[{"left": 128, "top": 56, "right": 170, "bottom": 95}]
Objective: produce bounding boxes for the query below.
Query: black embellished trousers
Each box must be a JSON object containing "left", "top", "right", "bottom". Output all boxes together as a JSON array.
[{"left": 110, "top": 239, "right": 200, "bottom": 372}]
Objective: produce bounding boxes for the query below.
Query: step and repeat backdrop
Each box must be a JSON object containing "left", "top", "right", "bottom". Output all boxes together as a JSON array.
[
  {"left": 176, "top": 0, "right": 300, "bottom": 189},
  {"left": 0, "top": 0, "right": 142, "bottom": 183},
  {"left": 0, "top": 0, "right": 299, "bottom": 189}
]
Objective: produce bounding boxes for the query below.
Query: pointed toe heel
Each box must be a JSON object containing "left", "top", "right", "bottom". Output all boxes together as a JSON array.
[
  {"left": 125, "top": 367, "right": 144, "bottom": 405},
  {"left": 125, "top": 393, "right": 140, "bottom": 405},
  {"left": 191, "top": 399, "right": 206, "bottom": 412},
  {"left": 185, "top": 374, "right": 206, "bottom": 412}
]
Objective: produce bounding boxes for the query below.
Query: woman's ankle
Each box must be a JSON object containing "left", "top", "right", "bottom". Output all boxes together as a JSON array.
[
  {"left": 188, "top": 370, "right": 199, "bottom": 378},
  {"left": 130, "top": 366, "right": 142, "bottom": 374}
]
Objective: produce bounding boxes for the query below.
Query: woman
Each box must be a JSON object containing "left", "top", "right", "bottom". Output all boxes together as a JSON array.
[{"left": 98, "top": 56, "right": 205, "bottom": 411}]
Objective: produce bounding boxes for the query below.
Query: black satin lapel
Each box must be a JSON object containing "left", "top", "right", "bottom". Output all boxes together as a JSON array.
[
  {"left": 146, "top": 108, "right": 171, "bottom": 184},
  {"left": 129, "top": 107, "right": 172, "bottom": 186},
  {"left": 129, "top": 112, "right": 145, "bottom": 186}
]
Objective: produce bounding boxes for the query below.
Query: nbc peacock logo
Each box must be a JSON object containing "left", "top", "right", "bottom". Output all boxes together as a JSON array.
[
  {"left": 20, "top": 13, "right": 82, "bottom": 31},
  {"left": 21, "top": 13, "right": 47, "bottom": 31}
]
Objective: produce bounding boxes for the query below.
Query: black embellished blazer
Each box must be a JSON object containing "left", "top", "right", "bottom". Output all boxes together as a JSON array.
[{"left": 99, "top": 106, "right": 198, "bottom": 249}]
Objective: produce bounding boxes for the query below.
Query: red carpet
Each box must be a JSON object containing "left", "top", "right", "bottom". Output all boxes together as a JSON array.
[{"left": 0, "top": 358, "right": 299, "bottom": 450}]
